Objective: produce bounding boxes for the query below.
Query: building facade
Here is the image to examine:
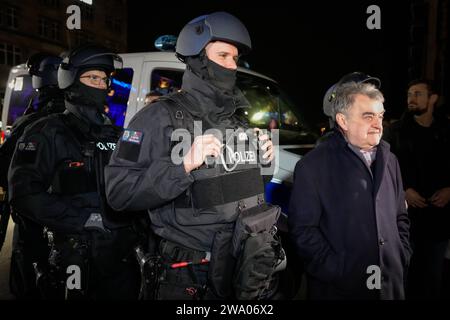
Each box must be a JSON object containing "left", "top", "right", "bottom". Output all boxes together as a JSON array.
[{"left": 0, "top": 0, "right": 128, "bottom": 108}]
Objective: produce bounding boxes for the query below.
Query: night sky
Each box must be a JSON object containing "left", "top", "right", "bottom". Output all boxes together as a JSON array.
[{"left": 128, "top": 0, "right": 412, "bottom": 128}]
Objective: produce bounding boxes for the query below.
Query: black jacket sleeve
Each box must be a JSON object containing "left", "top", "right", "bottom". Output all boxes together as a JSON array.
[
  {"left": 394, "top": 157, "right": 412, "bottom": 263},
  {"left": 105, "top": 103, "right": 194, "bottom": 212},
  {"left": 288, "top": 160, "right": 344, "bottom": 283}
]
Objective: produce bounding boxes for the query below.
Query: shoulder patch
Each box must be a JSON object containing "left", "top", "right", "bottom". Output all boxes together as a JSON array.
[
  {"left": 18, "top": 141, "right": 38, "bottom": 152},
  {"left": 16, "top": 141, "right": 39, "bottom": 164},
  {"left": 122, "top": 129, "right": 143, "bottom": 144},
  {"left": 117, "top": 130, "right": 143, "bottom": 162}
]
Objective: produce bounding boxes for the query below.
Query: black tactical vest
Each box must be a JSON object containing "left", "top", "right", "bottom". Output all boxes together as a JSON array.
[
  {"left": 51, "top": 113, "right": 132, "bottom": 229},
  {"left": 159, "top": 92, "right": 266, "bottom": 225}
]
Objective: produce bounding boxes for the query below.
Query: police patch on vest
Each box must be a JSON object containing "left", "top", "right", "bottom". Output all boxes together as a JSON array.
[
  {"left": 220, "top": 130, "right": 259, "bottom": 171},
  {"left": 117, "top": 140, "right": 141, "bottom": 162},
  {"left": 16, "top": 141, "right": 39, "bottom": 164},
  {"left": 122, "top": 129, "right": 143, "bottom": 144},
  {"left": 117, "top": 130, "right": 143, "bottom": 162}
]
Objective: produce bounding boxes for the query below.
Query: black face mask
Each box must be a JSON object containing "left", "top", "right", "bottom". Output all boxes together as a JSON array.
[
  {"left": 65, "top": 80, "right": 108, "bottom": 112},
  {"left": 206, "top": 59, "right": 237, "bottom": 93},
  {"left": 65, "top": 80, "right": 109, "bottom": 126},
  {"left": 186, "top": 52, "right": 237, "bottom": 94}
]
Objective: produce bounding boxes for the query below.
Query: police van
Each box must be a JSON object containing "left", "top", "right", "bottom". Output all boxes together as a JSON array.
[{"left": 1, "top": 51, "right": 317, "bottom": 213}]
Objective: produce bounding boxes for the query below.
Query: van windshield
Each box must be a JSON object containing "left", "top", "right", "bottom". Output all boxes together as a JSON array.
[{"left": 236, "top": 73, "right": 318, "bottom": 145}]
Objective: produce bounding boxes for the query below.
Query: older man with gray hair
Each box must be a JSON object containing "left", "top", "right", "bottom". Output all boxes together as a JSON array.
[{"left": 288, "top": 79, "right": 411, "bottom": 299}]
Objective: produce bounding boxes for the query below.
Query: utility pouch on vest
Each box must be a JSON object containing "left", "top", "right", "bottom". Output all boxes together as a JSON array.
[
  {"left": 231, "top": 203, "right": 280, "bottom": 257},
  {"left": 231, "top": 203, "right": 286, "bottom": 300},
  {"left": 51, "top": 160, "right": 96, "bottom": 195},
  {"left": 207, "top": 226, "right": 236, "bottom": 299}
]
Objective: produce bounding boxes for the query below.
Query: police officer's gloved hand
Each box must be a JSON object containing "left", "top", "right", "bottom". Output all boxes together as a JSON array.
[{"left": 84, "top": 212, "right": 108, "bottom": 233}]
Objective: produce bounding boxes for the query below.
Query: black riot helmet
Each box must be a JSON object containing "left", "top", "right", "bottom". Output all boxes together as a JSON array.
[
  {"left": 323, "top": 71, "right": 381, "bottom": 118},
  {"left": 57, "top": 44, "right": 123, "bottom": 89},
  {"left": 27, "top": 53, "right": 62, "bottom": 90},
  {"left": 175, "top": 11, "right": 252, "bottom": 61}
]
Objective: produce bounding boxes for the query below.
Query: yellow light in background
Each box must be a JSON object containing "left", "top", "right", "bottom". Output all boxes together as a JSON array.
[
  {"left": 251, "top": 112, "right": 264, "bottom": 122},
  {"left": 159, "top": 77, "right": 170, "bottom": 89}
]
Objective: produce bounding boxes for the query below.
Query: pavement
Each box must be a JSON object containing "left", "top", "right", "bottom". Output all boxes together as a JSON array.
[{"left": 0, "top": 217, "right": 15, "bottom": 300}]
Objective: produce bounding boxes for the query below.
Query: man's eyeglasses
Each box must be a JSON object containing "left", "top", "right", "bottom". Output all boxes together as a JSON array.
[{"left": 79, "top": 74, "right": 111, "bottom": 87}]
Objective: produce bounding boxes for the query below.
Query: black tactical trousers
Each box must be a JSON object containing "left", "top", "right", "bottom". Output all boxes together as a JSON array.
[
  {"left": 90, "top": 227, "right": 141, "bottom": 299},
  {"left": 9, "top": 218, "right": 49, "bottom": 299},
  {"left": 53, "top": 226, "right": 140, "bottom": 300}
]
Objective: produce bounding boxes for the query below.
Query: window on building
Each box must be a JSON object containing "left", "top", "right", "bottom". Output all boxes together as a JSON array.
[
  {"left": 4, "top": 6, "right": 19, "bottom": 29},
  {"left": 38, "top": 18, "right": 46, "bottom": 37},
  {"left": 114, "top": 19, "right": 122, "bottom": 33},
  {"left": 38, "top": 17, "right": 60, "bottom": 41},
  {"left": 0, "top": 43, "right": 21, "bottom": 66},
  {"left": 51, "top": 20, "right": 60, "bottom": 40}
]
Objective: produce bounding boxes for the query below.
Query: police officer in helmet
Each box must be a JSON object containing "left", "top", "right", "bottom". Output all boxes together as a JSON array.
[
  {"left": 105, "top": 12, "right": 280, "bottom": 300},
  {"left": 8, "top": 44, "right": 140, "bottom": 299},
  {"left": 0, "top": 52, "right": 65, "bottom": 299},
  {"left": 24, "top": 53, "right": 66, "bottom": 116},
  {"left": 0, "top": 53, "right": 65, "bottom": 196}
]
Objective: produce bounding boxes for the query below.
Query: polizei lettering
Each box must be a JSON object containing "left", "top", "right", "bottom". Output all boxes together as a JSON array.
[
  {"left": 96, "top": 142, "right": 116, "bottom": 151},
  {"left": 229, "top": 150, "right": 256, "bottom": 163}
]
